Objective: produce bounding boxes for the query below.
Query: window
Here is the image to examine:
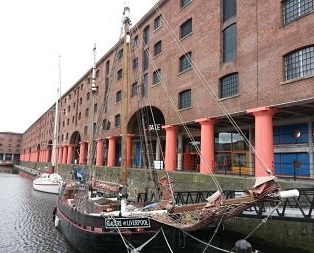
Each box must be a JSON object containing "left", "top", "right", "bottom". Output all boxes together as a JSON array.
[
  {"left": 96, "top": 70, "right": 99, "bottom": 78},
  {"left": 153, "top": 69, "right": 161, "bottom": 85},
  {"left": 143, "top": 48, "right": 149, "bottom": 71},
  {"left": 131, "top": 82, "right": 138, "bottom": 96},
  {"left": 133, "top": 35, "right": 139, "bottom": 48},
  {"left": 85, "top": 108, "right": 89, "bottom": 117},
  {"left": 94, "top": 103, "right": 97, "bottom": 113},
  {"left": 223, "top": 24, "right": 237, "bottom": 62},
  {"left": 283, "top": 0, "right": 313, "bottom": 24},
  {"left": 284, "top": 46, "right": 314, "bottom": 80},
  {"left": 154, "top": 41, "right": 162, "bottom": 56},
  {"left": 179, "top": 89, "right": 191, "bottom": 109},
  {"left": 106, "top": 60, "right": 110, "bottom": 75},
  {"left": 143, "top": 25, "right": 150, "bottom": 45},
  {"left": 118, "top": 48, "right": 123, "bottom": 60},
  {"left": 219, "top": 73, "right": 238, "bottom": 98},
  {"left": 180, "top": 18, "right": 192, "bottom": 39},
  {"left": 117, "top": 69, "right": 123, "bottom": 80},
  {"left": 102, "top": 119, "right": 111, "bottom": 130},
  {"left": 154, "top": 15, "right": 162, "bottom": 30},
  {"left": 80, "top": 97, "right": 82, "bottom": 104},
  {"left": 86, "top": 92, "right": 90, "bottom": 100},
  {"left": 115, "top": 114, "right": 121, "bottom": 127},
  {"left": 132, "top": 57, "right": 139, "bottom": 70},
  {"left": 179, "top": 52, "right": 192, "bottom": 72},
  {"left": 223, "top": 0, "right": 236, "bottom": 22},
  {"left": 181, "top": 0, "right": 191, "bottom": 8},
  {"left": 78, "top": 112, "right": 81, "bottom": 120},
  {"left": 102, "top": 120, "right": 107, "bottom": 130},
  {"left": 116, "top": 90, "right": 122, "bottom": 102}
]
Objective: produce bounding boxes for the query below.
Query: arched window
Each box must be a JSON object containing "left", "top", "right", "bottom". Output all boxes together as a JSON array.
[
  {"left": 284, "top": 46, "right": 314, "bottom": 81},
  {"left": 219, "top": 73, "right": 239, "bottom": 98}
]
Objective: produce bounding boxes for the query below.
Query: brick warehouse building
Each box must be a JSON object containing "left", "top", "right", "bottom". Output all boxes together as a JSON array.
[
  {"left": 20, "top": 0, "right": 314, "bottom": 179},
  {"left": 0, "top": 132, "right": 22, "bottom": 162}
]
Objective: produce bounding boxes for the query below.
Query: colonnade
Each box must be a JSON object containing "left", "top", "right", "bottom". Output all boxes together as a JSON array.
[{"left": 21, "top": 107, "right": 276, "bottom": 177}]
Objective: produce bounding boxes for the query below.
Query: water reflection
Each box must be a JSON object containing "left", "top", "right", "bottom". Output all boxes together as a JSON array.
[{"left": 0, "top": 173, "right": 76, "bottom": 253}]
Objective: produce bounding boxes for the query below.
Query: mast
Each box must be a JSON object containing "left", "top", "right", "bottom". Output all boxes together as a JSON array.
[
  {"left": 119, "top": 5, "right": 131, "bottom": 215},
  {"left": 89, "top": 44, "right": 98, "bottom": 169},
  {"left": 120, "top": 6, "right": 131, "bottom": 186},
  {"left": 51, "top": 56, "right": 61, "bottom": 173}
]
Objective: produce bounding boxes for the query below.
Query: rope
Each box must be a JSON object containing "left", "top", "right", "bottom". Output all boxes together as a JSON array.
[
  {"left": 244, "top": 201, "right": 282, "bottom": 241},
  {"left": 181, "top": 229, "right": 234, "bottom": 253},
  {"left": 148, "top": 3, "right": 272, "bottom": 177},
  {"left": 110, "top": 215, "right": 162, "bottom": 253},
  {"left": 202, "top": 217, "right": 223, "bottom": 253},
  {"left": 161, "top": 227, "right": 175, "bottom": 253}
]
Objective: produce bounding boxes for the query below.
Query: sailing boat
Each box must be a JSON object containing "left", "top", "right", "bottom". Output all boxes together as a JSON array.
[
  {"left": 33, "top": 58, "right": 62, "bottom": 194},
  {"left": 54, "top": 5, "right": 296, "bottom": 253}
]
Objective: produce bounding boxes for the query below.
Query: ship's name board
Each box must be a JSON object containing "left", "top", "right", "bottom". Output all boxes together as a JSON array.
[{"left": 104, "top": 217, "right": 151, "bottom": 228}]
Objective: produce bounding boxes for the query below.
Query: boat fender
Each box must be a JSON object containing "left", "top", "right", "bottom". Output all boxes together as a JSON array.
[
  {"left": 54, "top": 215, "right": 60, "bottom": 228},
  {"left": 278, "top": 189, "right": 299, "bottom": 199}
]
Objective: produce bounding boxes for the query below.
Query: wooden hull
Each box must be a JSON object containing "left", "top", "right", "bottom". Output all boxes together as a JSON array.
[{"left": 56, "top": 200, "right": 182, "bottom": 253}]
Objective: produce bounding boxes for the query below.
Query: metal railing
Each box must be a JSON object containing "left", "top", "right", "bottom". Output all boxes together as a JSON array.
[{"left": 137, "top": 188, "right": 314, "bottom": 222}]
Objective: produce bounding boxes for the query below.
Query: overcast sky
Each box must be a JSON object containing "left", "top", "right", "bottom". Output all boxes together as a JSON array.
[{"left": 0, "top": 0, "right": 159, "bottom": 133}]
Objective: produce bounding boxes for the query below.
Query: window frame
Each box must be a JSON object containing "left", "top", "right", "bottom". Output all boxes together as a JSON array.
[
  {"left": 154, "top": 41, "right": 162, "bottom": 56},
  {"left": 282, "top": 0, "right": 313, "bottom": 24},
  {"left": 154, "top": 15, "right": 162, "bottom": 30},
  {"left": 180, "top": 0, "right": 191, "bottom": 8},
  {"left": 284, "top": 46, "right": 314, "bottom": 81},
  {"left": 223, "top": 23, "right": 237, "bottom": 63},
  {"left": 116, "top": 90, "right": 122, "bottom": 102},
  {"left": 153, "top": 69, "right": 161, "bottom": 85},
  {"left": 180, "top": 18, "right": 192, "bottom": 39},
  {"left": 219, "top": 72, "right": 239, "bottom": 99},
  {"left": 178, "top": 89, "right": 192, "bottom": 109},
  {"left": 179, "top": 52, "right": 192, "bottom": 72},
  {"left": 115, "top": 114, "right": 121, "bottom": 127},
  {"left": 117, "top": 68, "right": 123, "bottom": 81}
]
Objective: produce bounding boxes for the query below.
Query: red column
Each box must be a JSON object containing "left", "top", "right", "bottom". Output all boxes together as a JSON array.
[
  {"left": 127, "top": 134, "right": 132, "bottom": 168},
  {"left": 62, "top": 145, "right": 68, "bottom": 164},
  {"left": 58, "top": 147, "right": 63, "bottom": 164},
  {"left": 107, "top": 136, "right": 116, "bottom": 167},
  {"left": 162, "top": 125, "right": 177, "bottom": 171},
  {"left": 79, "top": 142, "right": 87, "bottom": 165},
  {"left": 67, "top": 145, "right": 73, "bottom": 164},
  {"left": 96, "top": 139, "right": 104, "bottom": 166},
  {"left": 247, "top": 107, "right": 275, "bottom": 177},
  {"left": 196, "top": 118, "right": 215, "bottom": 174},
  {"left": 42, "top": 148, "right": 50, "bottom": 162}
]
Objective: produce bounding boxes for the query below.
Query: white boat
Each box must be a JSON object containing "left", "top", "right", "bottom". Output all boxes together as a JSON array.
[
  {"left": 33, "top": 56, "right": 62, "bottom": 194},
  {"left": 33, "top": 173, "right": 62, "bottom": 194}
]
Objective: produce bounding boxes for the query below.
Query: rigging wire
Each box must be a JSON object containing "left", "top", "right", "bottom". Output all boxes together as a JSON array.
[
  {"left": 148, "top": 3, "right": 273, "bottom": 177},
  {"left": 130, "top": 5, "right": 222, "bottom": 192}
]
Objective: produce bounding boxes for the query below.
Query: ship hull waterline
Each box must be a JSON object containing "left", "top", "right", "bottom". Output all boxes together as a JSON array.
[{"left": 55, "top": 200, "right": 209, "bottom": 253}]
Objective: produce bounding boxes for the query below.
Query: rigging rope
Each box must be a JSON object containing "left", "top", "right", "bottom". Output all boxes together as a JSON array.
[
  {"left": 130, "top": 6, "right": 222, "bottom": 192},
  {"left": 149, "top": 3, "right": 272, "bottom": 177}
]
